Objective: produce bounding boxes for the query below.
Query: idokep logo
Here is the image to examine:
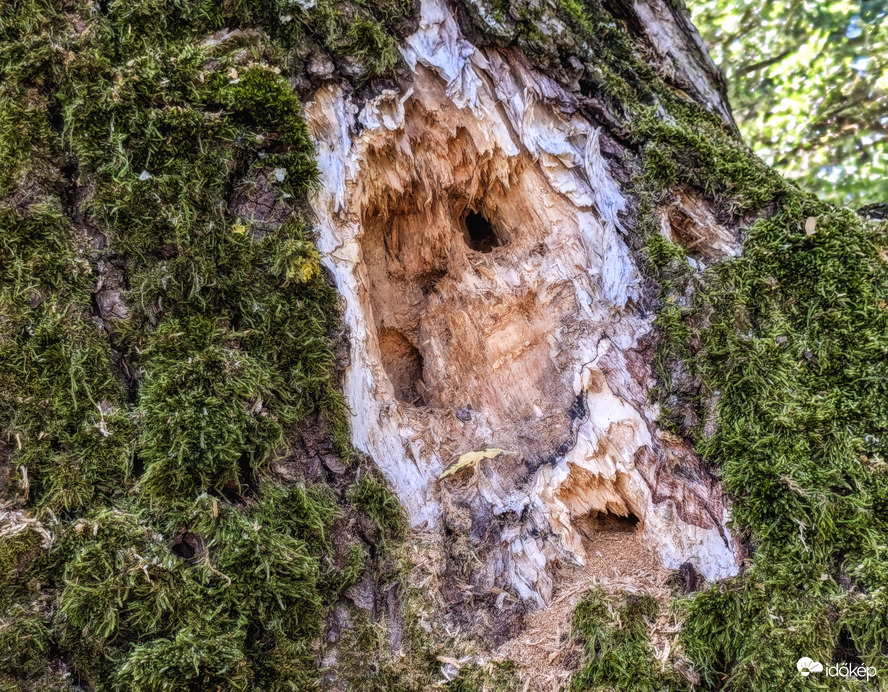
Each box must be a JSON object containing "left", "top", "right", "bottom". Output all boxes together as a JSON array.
[
  {"left": 797, "top": 656, "right": 877, "bottom": 681},
  {"left": 797, "top": 658, "right": 823, "bottom": 677}
]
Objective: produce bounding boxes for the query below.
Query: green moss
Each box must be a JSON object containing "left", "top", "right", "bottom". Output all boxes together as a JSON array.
[
  {"left": 50, "top": 484, "right": 347, "bottom": 688},
  {"left": 657, "top": 205, "right": 888, "bottom": 689},
  {"left": 679, "top": 568, "right": 841, "bottom": 690},
  {"left": 0, "top": 604, "right": 55, "bottom": 681},
  {"left": 633, "top": 105, "right": 788, "bottom": 215},
  {"left": 645, "top": 232, "right": 687, "bottom": 270},
  {"left": 0, "top": 670, "right": 74, "bottom": 692},
  {"left": 137, "top": 322, "right": 289, "bottom": 500},
  {"left": 447, "top": 660, "right": 524, "bottom": 691},
  {"left": 0, "top": 93, "right": 58, "bottom": 199},
  {"left": 57, "top": 511, "right": 185, "bottom": 671},
  {"left": 0, "top": 202, "right": 132, "bottom": 513},
  {"left": 348, "top": 471, "right": 408, "bottom": 543},
  {"left": 345, "top": 17, "right": 401, "bottom": 75},
  {"left": 115, "top": 617, "right": 251, "bottom": 692},
  {"left": 0, "top": 0, "right": 407, "bottom": 687},
  {"left": 0, "top": 529, "right": 47, "bottom": 612},
  {"left": 570, "top": 588, "right": 686, "bottom": 691}
]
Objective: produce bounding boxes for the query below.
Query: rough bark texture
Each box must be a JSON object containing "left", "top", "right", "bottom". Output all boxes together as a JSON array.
[{"left": 602, "top": 0, "right": 735, "bottom": 129}]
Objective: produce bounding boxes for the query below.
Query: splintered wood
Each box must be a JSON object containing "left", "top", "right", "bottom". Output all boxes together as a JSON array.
[{"left": 306, "top": 0, "right": 741, "bottom": 675}]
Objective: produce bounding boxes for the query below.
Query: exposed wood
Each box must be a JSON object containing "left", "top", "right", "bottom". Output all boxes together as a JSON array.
[{"left": 307, "top": 0, "right": 741, "bottom": 633}]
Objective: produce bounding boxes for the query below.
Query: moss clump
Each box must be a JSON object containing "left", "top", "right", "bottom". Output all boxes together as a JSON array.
[
  {"left": 678, "top": 568, "right": 841, "bottom": 690},
  {"left": 137, "top": 319, "right": 292, "bottom": 501},
  {"left": 661, "top": 204, "right": 888, "bottom": 689},
  {"left": 348, "top": 470, "right": 409, "bottom": 544},
  {"left": 0, "top": 525, "right": 49, "bottom": 610},
  {"left": 0, "top": 201, "right": 132, "bottom": 513},
  {"left": 322, "top": 532, "right": 527, "bottom": 692},
  {"left": 0, "top": 306, "right": 131, "bottom": 512},
  {"left": 570, "top": 589, "right": 686, "bottom": 691},
  {"left": 446, "top": 661, "right": 524, "bottom": 691},
  {"left": 48, "top": 486, "right": 346, "bottom": 689},
  {"left": 0, "top": 604, "right": 56, "bottom": 681}
]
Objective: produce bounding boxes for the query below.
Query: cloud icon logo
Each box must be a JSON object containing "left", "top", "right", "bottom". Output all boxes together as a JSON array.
[{"left": 797, "top": 657, "right": 824, "bottom": 676}]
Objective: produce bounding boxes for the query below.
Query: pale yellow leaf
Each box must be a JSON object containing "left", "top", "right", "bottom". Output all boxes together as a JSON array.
[{"left": 438, "top": 448, "right": 516, "bottom": 479}]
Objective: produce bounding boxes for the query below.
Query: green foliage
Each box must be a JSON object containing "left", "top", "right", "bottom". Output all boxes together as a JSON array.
[{"left": 692, "top": 0, "right": 888, "bottom": 206}]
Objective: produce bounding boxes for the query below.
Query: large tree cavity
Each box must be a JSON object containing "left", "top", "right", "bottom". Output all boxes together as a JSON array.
[{"left": 306, "top": 0, "right": 740, "bottom": 636}]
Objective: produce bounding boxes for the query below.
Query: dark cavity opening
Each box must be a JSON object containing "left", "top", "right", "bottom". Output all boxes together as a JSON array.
[
  {"left": 462, "top": 210, "right": 501, "bottom": 253},
  {"left": 576, "top": 510, "right": 640, "bottom": 544},
  {"left": 218, "top": 452, "right": 254, "bottom": 504},
  {"left": 379, "top": 328, "right": 426, "bottom": 405},
  {"left": 832, "top": 627, "right": 863, "bottom": 666},
  {"left": 170, "top": 531, "right": 203, "bottom": 561}
]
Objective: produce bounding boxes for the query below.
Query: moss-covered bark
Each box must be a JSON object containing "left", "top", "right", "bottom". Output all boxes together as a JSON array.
[{"left": 0, "top": 0, "right": 413, "bottom": 689}]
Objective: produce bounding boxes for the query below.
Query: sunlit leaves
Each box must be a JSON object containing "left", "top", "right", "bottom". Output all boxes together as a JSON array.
[{"left": 692, "top": 0, "right": 888, "bottom": 205}]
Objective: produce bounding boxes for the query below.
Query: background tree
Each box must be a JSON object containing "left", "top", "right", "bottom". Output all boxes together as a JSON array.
[{"left": 691, "top": 0, "right": 888, "bottom": 206}]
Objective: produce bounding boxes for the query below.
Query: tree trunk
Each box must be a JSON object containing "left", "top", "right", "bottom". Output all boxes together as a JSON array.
[{"left": 3, "top": 0, "right": 879, "bottom": 689}]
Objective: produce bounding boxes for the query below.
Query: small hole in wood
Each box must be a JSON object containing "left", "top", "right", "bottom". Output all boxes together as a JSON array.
[
  {"left": 379, "top": 328, "right": 426, "bottom": 405},
  {"left": 463, "top": 210, "right": 502, "bottom": 253}
]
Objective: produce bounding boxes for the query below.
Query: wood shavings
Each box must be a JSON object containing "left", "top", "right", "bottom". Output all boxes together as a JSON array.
[{"left": 494, "top": 523, "right": 673, "bottom": 691}]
